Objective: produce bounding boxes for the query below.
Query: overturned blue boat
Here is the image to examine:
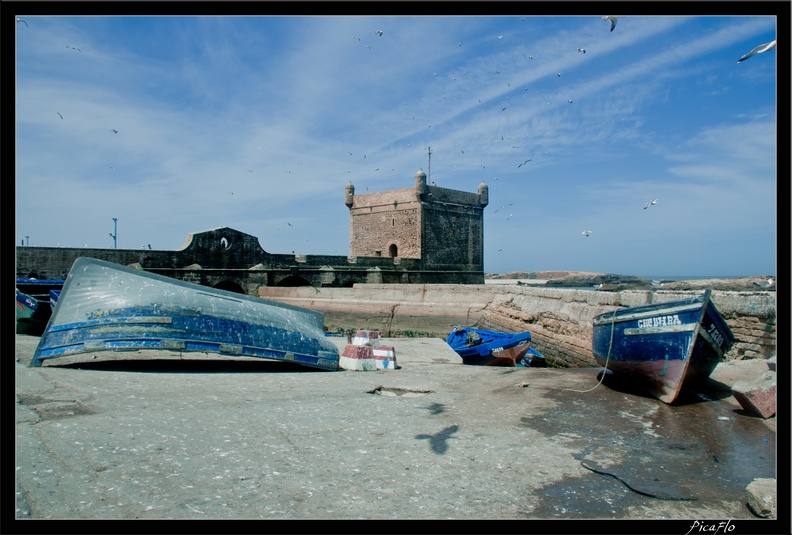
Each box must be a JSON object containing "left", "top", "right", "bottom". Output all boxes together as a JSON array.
[{"left": 31, "top": 258, "right": 339, "bottom": 370}]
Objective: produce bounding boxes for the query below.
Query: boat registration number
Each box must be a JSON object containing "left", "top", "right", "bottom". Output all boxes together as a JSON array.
[
  {"left": 637, "top": 314, "right": 682, "bottom": 329},
  {"left": 706, "top": 323, "right": 725, "bottom": 347},
  {"left": 492, "top": 347, "right": 504, "bottom": 353}
]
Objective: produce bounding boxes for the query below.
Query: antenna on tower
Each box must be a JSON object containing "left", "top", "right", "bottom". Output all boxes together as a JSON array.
[{"left": 427, "top": 146, "right": 432, "bottom": 181}]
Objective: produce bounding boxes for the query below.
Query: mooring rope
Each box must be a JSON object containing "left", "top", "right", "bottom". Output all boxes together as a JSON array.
[
  {"left": 580, "top": 461, "right": 698, "bottom": 501},
  {"left": 563, "top": 308, "right": 618, "bottom": 393}
]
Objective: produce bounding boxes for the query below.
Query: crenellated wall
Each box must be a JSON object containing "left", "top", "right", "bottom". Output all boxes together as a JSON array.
[{"left": 258, "top": 284, "right": 777, "bottom": 368}]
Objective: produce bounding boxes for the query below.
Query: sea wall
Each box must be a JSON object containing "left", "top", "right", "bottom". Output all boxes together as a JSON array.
[{"left": 258, "top": 284, "right": 777, "bottom": 368}]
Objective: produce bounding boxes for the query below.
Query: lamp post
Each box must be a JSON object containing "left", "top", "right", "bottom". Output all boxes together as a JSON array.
[{"left": 109, "top": 217, "right": 118, "bottom": 249}]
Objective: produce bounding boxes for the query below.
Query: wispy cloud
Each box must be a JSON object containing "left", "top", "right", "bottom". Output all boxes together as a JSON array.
[{"left": 15, "top": 13, "right": 778, "bottom": 275}]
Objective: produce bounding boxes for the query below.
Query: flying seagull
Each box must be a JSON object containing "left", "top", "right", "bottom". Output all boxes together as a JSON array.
[
  {"left": 603, "top": 16, "right": 618, "bottom": 32},
  {"left": 577, "top": 48, "right": 586, "bottom": 53},
  {"left": 582, "top": 230, "right": 592, "bottom": 237},
  {"left": 517, "top": 159, "right": 531, "bottom": 167},
  {"left": 644, "top": 198, "right": 659, "bottom": 209},
  {"left": 375, "top": 30, "right": 383, "bottom": 36},
  {"left": 754, "top": 278, "right": 774, "bottom": 288},
  {"left": 57, "top": 112, "right": 63, "bottom": 120},
  {"left": 66, "top": 45, "right": 82, "bottom": 52},
  {"left": 16, "top": 17, "right": 28, "bottom": 26},
  {"left": 111, "top": 129, "right": 118, "bottom": 134},
  {"left": 737, "top": 40, "right": 776, "bottom": 63}
]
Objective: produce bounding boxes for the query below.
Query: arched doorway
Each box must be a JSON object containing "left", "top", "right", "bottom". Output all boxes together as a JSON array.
[
  {"left": 277, "top": 275, "right": 313, "bottom": 287},
  {"left": 389, "top": 244, "right": 398, "bottom": 258},
  {"left": 213, "top": 280, "right": 245, "bottom": 294}
]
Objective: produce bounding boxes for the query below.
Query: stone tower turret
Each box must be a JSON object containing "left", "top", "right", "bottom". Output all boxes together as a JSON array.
[
  {"left": 345, "top": 181, "right": 355, "bottom": 208},
  {"left": 415, "top": 169, "right": 427, "bottom": 199},
  {"left": 478, "top": 181, "right": 489, "bottom": 207}
]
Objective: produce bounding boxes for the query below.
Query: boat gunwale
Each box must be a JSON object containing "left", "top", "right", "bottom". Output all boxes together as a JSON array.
[{"left": 592, "top": 301, "right": 705, "bottom": 326}]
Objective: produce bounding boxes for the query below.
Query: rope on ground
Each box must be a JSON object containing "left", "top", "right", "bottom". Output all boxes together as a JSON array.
[{"left": 581, "top": 461, "right": 698, "bottom": 501}]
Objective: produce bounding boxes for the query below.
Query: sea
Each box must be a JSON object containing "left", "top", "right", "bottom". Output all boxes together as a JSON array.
[{"left": 641, "top": 275, "right": 746, "bottom": 281}]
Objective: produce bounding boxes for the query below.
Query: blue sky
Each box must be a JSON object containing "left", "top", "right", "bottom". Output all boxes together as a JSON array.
[{"left": 14, "top": 8, "right": 782, "bottom": 277}]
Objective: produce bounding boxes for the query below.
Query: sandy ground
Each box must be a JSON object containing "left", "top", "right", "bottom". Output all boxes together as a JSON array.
[{"left": 13, "top": 333, "right": 780, "bottom": 531}]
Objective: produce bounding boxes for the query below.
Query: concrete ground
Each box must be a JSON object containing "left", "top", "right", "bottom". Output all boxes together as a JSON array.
[{"left": 13, "top": 333, "right": 779, "bottom": 528}]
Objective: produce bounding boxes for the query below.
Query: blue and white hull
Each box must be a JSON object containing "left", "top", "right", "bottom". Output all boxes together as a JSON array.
[
  {"left": 32, "top": 258, "right": 339, "bottom": 370},
  {"left": 592, "top": 290, "right": 734, "bottom": 404}
]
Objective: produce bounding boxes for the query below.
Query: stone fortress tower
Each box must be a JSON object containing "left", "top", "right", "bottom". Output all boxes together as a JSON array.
[{"left": 345, "top": 169, "right": 488, "bottom": 274}]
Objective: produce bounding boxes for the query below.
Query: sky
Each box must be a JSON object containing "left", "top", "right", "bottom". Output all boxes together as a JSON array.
[{"left": 13, "top": 6, "right": 783, "bottom": 277}]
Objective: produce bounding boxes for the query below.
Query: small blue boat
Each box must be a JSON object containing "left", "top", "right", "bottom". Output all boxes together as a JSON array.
[
  {"left": 592, "top": 290, "right": 734, "bottom": 404},
  {"left": 446, "top": 325, "right": 536, "bottom": 366},
  {"left": 31, "top": 258, "right": 339, "bottom": 370},
  {"left": 16, "top": 289, "right": 51, "bottom": 336},
  {"left": 15, "top": 278, "right": 64, "bottom": 335}
]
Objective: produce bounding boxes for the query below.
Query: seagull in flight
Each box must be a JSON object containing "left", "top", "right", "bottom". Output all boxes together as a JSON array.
[
  {"left": 603, "top": 16, "right": 618, "bottom": 32},
  {"left": 517, "top": 160, "right": 531, "bottom": 167},
  {"left": 754, "top": 278, "right": 774, "bottom": 288},
  {"left": 494, "top": 203, "right": 514, "bottom": 213},
  {"left": 16, "top": 17, "right": 28, "bottom": 26},
  {"left": 375, "top": 30, "right": 383, "bottom": 36},
  {"left": 57, "top": 112, "right": 64, "bottom": 120},
  {"left": 644, "top": 198, "right": 659, "bottom": 209},
  {"left": 111, "top": 129, "right": 118, "bottom": 134},
  {"left": 577, "top": 48, "right": 586, "bottom": 53},
  {"left": 737, "top": 40, "right": 777, "bottom": 63},
  {"left": 582, "top": 230, "right": 592, "bottom": 237},
  {"left": 66, "top": 45, "right": 82, "bottom": 52}
]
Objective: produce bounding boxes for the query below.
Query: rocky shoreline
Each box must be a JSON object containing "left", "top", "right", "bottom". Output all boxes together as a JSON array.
[{"left": 486, "top": 271, "right": 777, "bottom": 292}]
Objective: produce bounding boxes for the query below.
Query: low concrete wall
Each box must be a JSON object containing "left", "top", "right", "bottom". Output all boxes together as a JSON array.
[{"left": 258, "top": 284, "right": 777, "bottom": 368}]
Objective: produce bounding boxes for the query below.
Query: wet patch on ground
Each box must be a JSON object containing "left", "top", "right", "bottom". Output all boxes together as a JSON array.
[{"left": 518, "top": 380, "right": 776, "bottom": 519}]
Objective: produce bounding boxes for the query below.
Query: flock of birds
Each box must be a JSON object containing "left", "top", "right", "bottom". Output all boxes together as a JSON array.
[{"left": 16, "top": 15, "right": 776, "bottom": 255}]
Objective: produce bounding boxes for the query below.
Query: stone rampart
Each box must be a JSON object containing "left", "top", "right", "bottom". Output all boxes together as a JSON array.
[{"left": 258, "top": 284, "right": 776, "bottom": 368}]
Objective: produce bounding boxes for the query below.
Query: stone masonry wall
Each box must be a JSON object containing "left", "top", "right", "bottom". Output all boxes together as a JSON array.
[{"left": 258, "top": 284, "right": 777, "bottom": 368}]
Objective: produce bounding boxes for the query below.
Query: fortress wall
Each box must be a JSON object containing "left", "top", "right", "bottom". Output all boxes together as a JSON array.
[{"left": 258, "top": 284, "right": 776, "bottom": 368}]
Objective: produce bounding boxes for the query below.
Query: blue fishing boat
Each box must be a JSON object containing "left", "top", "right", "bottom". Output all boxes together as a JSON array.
[
  {"left": 446, "top": 325, "right": 537, "bottom": 366},
  {"left": 16, "top": 289, "right": 51, "bottom": 336},
  {"left": 591, "top": 290, "right": 734, "bottom": 404},
  {"left": 31, "top": 258, "right": 339, "bottom": 370},
  {"left": 15, "top": 278, "right": 64, "bottom": 335}
]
